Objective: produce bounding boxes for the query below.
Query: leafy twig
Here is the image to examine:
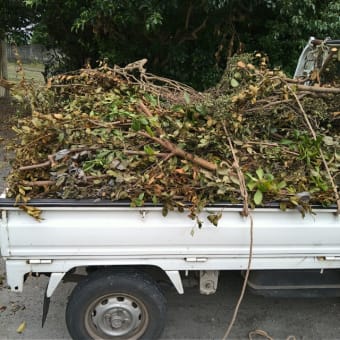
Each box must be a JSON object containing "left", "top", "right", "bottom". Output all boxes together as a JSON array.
[{"left": 289, "top": 87, "right": 340, "bottom": 214}]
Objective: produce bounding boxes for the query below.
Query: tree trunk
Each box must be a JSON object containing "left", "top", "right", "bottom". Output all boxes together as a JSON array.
[{"left": 0, "top": 40, "right": 9, "bottom": 97}]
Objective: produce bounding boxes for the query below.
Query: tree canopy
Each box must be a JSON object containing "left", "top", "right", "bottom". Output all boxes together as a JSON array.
[
  {"left": 0, "top": 0, "right": 36, "bottom": 42},
  {"left": 4, "top": 0, "right": 340, "bottom": 88}
]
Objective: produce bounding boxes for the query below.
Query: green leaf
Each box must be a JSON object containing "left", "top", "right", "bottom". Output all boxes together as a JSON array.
[
  {"left": 234, "top": 72, "right": 242, "bottom": 80},
  {"left": 162, "top": 206, "right": 168, "bottom": 217},
  {"left": 144, "top": 145, "right": 155, "bottom": 155},
  {"left": 146, "top": 94, "right": 158, "bottom": 107},
  {"left": 107, "top": 170, "right": 119, "bottom": 177},
  {"left": 246, "top": 173, "right": 257, "bottom": 182},
  {"left": 280, "top": 139, "right": 294, "bottom": 145},
  {"left": 140, "top": 117, "right": 149, "bottom": 126},
  {"left": 217, "top": 167, "right": 230, "bottom": 176},
  {"left": 323, "top": 136, "right": 334, "bottom": 146},
  {"left": 32, "top": 118, "right": 42, "bottom": 128},
  {"left": 247, "top": 181, "right": 257, "bottom": 190},
  {"left": 183, "top": 92, "right": 191, "bottom": 105},
  {"left": 131, "top": 118, "right": 141, "bottom": 131},
  {"left": 230, "top": 78, "right": 239, "bottom": 88},
  {"left": 58, "top": 132, "right": 65, "bottom": 143},
  {"left": 256, "top": 168, "right": 264, "bottom": 179},
  {"left": 145, "top": 125, "right": 154, "bottom": 136},
  {"left": 56, "top": 176, "right": 66, "bottom": 187},
  {"left": 277, "top": 181, "right": 286, "bottom": 189},
  {"left": 230, "top": 176, "right": 240, "bottom": 185},
  {"left": 207, "top": 212, "right": 222, "bottom": 226},
  {"left": 195, "top": 104, "right": 207, "bottom": 116},
  {"left": 254, "top": 189, "right": 263, "bottom": 205},
  {"left": 134, "top": 192, "right": 145, "bottom": 207}
]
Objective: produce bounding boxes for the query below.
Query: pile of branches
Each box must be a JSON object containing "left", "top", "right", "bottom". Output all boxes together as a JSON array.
[{"left": 6, "top": 56, "right": 340, "bottom": 218}]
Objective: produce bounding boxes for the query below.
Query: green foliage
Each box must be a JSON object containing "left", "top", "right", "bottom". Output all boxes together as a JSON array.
[
  {"left": 24, "top": 0, "right": 340, "bottom": 88},
  {"left": 255, "top": 0, "right": 340, "bottom": 74},
  {"left": 0, "top": 0, "right": 36, "bottom": 42},
  {"left": 246, "top": 169, "right": 287, "bottom": 205}
]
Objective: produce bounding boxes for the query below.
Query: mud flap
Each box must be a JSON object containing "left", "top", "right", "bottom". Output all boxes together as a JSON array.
[
  {"left": 42, "top": 284, "right": 50, "bottom": 327},
  {"left": 41, "top": 272, "right": 66, "bottom": 327}
]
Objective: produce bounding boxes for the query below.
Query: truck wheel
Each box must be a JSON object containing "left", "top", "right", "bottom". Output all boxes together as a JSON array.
[{"left": 66, "top": 270, "right": 166, "bottom": 339}]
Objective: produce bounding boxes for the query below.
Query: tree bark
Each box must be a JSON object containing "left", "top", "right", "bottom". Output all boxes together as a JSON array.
[
  {"left": 138, "top": 131, "right": 217, "bottom": 171},
  {"left": 0, "top": 40, "right": 9, "bottom": 97},
  {"left": 295, "top": 84, "right": 340, "bottom": 94}
]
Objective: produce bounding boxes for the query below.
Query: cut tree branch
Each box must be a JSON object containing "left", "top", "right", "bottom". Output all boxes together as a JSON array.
[
  {"left": 138, "top": 131, "right": 217, "bottom": 171},
  {"left": 123, "top": 149, "right": 170, "bottom": 159},
  {"left": 19, "top": 160, "right": 51, "bottom": 171},
  {"left": 23, "top": 175, "right": 110, "bottom": 187},
  {"left": 137, "top": 100, "right": 216, "bottom": 171},
  {"left": 185, "top": 3, "right": 193, "bottom": 30},
  {"left": 178, "top": 17, "right": 208, "bottom": 45},
  {"left": 19, "top": 146, "right": 103, "bottom": 171},
  {"left": 295, "top": 84, "right": 340, "bottom": 94},
  {"left": 23, "top": 180, "right": 54, "bottom": 186}
]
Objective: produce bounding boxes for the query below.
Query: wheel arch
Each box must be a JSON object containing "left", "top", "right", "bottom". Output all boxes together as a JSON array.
[{"left": 54, "top": 264, "right": 184, "bottom": 297}]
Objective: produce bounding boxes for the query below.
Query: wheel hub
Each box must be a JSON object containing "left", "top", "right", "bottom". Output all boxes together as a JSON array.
[
  {"left": 91, "top": 296, "right": 143, "bottom": 337},
  {"left": 105, "top": 309, "right": 131, "bottom": 329}
]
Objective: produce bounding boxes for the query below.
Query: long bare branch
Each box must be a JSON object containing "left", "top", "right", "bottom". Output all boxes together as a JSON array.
[
  {"left": 295, "top": 84, "right": 340, "bottom": 94},
  {"left": 138, "top": 131, "right": 217, "bottom": 171}
]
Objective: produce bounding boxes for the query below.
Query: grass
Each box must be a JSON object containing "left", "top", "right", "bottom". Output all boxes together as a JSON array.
[{"left": 7, "top": 62, "right": 45, "bottom": 84}]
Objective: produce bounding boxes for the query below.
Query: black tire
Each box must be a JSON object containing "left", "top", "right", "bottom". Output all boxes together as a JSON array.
[{"left": 66, "top": 270, "right": 167, "bottom": 340}]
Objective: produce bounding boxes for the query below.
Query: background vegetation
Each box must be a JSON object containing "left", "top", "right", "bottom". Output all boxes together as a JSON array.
[{"left": 2, "top": 0, "right": 340, "bottom": 89}]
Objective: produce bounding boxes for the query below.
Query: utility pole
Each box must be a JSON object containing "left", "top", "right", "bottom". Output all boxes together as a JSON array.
[{"left": 0, "top": 40, "right": 9, "bottom": 97}]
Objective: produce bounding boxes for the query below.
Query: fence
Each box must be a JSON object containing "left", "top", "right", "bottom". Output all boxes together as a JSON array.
[{"left": 6, "top": 44, "right": 46, "bottom": 63}]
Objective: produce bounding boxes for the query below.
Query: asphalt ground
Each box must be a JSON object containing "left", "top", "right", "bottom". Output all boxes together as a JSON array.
[{"left": 1, "top": 260, "right": 340, "bottom": 339}]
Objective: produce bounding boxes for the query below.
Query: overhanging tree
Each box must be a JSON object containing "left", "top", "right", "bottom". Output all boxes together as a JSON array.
[{"left": 21, "top": 0, "right": 340, "bottom": 89}]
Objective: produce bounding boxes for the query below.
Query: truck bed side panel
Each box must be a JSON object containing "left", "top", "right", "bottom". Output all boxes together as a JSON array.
[{"left": 2, "top": 207, "right": 339, "bottom": 258}]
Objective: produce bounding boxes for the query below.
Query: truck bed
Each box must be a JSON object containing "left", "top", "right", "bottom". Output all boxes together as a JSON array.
[
  {"left": 1, "top": 198, "right": 340, "bottom": 293},
  {"left": 1, "top": 198, "right": 339, "bottom": 259}
]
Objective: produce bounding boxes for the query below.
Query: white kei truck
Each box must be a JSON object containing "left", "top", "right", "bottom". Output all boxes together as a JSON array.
[
  {"left": 1, "top": 198, "right": 339, "bottom": 339},
  {"left": 1, "top": 37, "right": 340, "bottom": 339}
]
